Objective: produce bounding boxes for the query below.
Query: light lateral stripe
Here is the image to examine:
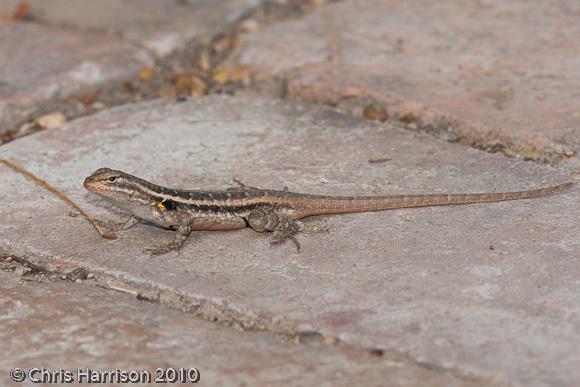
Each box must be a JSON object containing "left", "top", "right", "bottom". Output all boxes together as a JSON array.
[
  {"left": 133, "top": 181, "right": 295, "bottom": 207},
  {"left": 129, "top": 180, "right": 573, "bottom": 210}
]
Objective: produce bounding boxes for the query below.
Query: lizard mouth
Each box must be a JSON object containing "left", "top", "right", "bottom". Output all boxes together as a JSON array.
[{"left": 83, "top": 177, "right": 105, "bottom": 193}]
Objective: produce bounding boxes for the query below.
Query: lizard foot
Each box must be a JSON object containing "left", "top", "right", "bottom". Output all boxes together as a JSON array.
[
  {"left": 144, "top": 242, "right": 182, "bottom": 257},
  {"left": 144, "top": 225, "right": 192, "bottom": 257},
  {"left": 246, "top": 207, "right": 301, "bottom": 252},
  {"left": 270, "top": 231, "right": 301, "bottom": 252},
  {"left": 270, "top": 218, "right": 301, "bottom": 252}
]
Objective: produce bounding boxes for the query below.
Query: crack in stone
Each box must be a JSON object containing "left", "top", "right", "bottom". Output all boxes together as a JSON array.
[
  {"left": 1, "top": 251, "right": 506, "bottom": 386},
  {"left": 0, "top": 0, "right": 342, "bottom": 145},
  {"left": 281, "top": 83, "right": 575, "bottom": 165}
]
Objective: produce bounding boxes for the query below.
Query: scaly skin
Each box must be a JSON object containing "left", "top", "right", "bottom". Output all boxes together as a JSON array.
[{"left": 83, "top": 168, "right": 573, "bottom": 256}]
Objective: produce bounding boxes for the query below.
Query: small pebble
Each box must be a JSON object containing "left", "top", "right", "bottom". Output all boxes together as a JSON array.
[{"left": 91, "top": 102, "right": 106, "bottom": 110}]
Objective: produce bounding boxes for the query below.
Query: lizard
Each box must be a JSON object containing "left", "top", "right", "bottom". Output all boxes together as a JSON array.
[{"left": 83, "top": 167, "right": 573, "bottom": 256}]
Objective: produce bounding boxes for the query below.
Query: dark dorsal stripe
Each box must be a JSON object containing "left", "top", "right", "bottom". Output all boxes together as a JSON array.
[{"left": 159, "top": 200, "right": 289, "bottom": 214}]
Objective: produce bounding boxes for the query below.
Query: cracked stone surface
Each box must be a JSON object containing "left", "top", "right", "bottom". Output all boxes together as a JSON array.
[
  {"left": 0, "top": 0, "right": 259, "bottom": 57},
  {"left": 0, "top": 95, "right": 578, "bottom": 386},
  {"left": 0, "top": 271, "right": 488, "bottom": 387},
  {"left": 227, "top": 0, "right": 580, "bottom": 158},
  {"left": 0, "top": 21, "right": 153, "bottom": 136}
]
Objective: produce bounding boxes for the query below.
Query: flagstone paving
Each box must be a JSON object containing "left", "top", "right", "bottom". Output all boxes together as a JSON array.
[
  {"left": 0, "top": 0, "right": 259, "bottom": 57},
  {"left": 1, "top": 1, "right": 579, "bottom": 385},
  {"left": 0, "top": 21, "right": 152, "bottom": 138},
  {"left": 1, "top": 271, "right": 493, "bottom": 387},
  {"left": 1, "top": 95, "right": 577, "bottom": 386},
  {"left": 0, "top": 0, "right": 332, "bottom": 142},
  {"left": 227, "top": 0, "right": 580, "bottom": 161}
]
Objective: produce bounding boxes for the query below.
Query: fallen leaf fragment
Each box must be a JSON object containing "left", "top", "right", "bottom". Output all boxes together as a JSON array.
[
  {"left": 239, "top": 18, "right": 259, "bottom": 32},
  {"left": 212, "top": 36, "right": 236, "bottom": 54},
  {"left": 91, "top": 101, "right": 105, "bottom": 110},
  {"left": 35, "top": 112, "right": 66, "bottom": 129},
  {"left": 12, "top": 1, "right": 30, "bottom": 20},
  {"left": 211, "top": 69, "right": 229, "bottom": 85},
  {"left": 0, "top": 1, "right": 30, "bottom": 21},
  {"left": 362, "top": 104, "right": 389, "bottom": 122},
  {"left": 399, "top": 111, "right": 417, "bottom": 124},
  {"left": 196, "top": 51, "right": 210, "bottom": 71},
  {"left": 212, "top": 66, "right": 250, "bottom": 85},
  {"left": 226, "top": 66, "right": 251, "bottom": 84},
  {"left": 138, "top": 67, "right": 154, "bottom": 81},
  {"left": 323, "top": 336, "right": 337, "bottom": 345},
  {"left": 78, "top": 88, "right": 101, "bottom": 106},
  {"left": 171, "top": 72, "right": 208, "bottom": 97},
  {"left": 190, "top": 75, "right": 207, "bottom": 97},
  {"left": 17, "top": 121, "right": 35, "bottom": 136},
  {"left": 518, "top": 148, "right": 545, "bottom": 161}
]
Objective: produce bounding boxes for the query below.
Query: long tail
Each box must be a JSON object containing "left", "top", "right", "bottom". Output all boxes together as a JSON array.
[{"left": 292, "top": 182, "right": 573, "bottom": 218}]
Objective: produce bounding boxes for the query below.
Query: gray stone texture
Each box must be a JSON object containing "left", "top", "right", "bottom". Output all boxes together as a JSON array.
[
  {"left": 0, "top": 0, "right": 260, "bottom": 56},
  {"left": 0, "top": 21, "right": 153, "bottom": 136},
  {"left": 1, "top": 96, "right": 577, "bottom": 386},
  {"left": 0, "top": 0, "right": 266, "bottom": 138},
  {"left": 228, "top": 0, "right": 580, "bottom": 158},
  {"left": 1, "top": 271, "right": 486, "bottom": 387}
]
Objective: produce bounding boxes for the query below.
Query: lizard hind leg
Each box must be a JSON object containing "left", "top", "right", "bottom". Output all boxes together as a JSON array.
[{"left": 246, "top": 207, "right": 301, "bottom": 252}]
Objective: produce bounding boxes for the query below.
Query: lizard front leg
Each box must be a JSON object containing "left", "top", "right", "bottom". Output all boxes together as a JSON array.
[
  {"left": 145, "top": 225, "right": 192, "bottom": 257},
  {"left": 145, "top": 217, "right": 246, "bottom": 256}
]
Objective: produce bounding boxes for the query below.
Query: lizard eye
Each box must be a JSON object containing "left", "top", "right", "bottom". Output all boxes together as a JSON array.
[{"left": 107, "top": 176, "right": 118, "bottom": 182}]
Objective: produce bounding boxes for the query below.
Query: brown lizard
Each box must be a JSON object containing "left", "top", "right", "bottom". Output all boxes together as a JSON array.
[{"left": 83, "top": 168, "right": 573, "bottom": 256}]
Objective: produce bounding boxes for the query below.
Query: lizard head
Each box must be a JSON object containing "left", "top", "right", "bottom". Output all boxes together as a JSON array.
[
  {"left": 85, "top": 168, "right": 125, "bottom": 194},
  {"left": 84, "top": 168, "right": 181, "bottom": 226},
  {"left": 83, "top": 168, "right": 155, "bottom": 203}
]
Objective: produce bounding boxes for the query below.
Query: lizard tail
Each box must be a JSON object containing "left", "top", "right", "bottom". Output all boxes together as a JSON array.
[{"left": 292, "top": 182, "right": 573, "bottom": 218}]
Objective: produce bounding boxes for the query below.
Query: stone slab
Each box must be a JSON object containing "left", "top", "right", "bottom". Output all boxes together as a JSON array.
[
  {"left": 0, "top": 21, "right": 152, "bottom": 137},
  {"left": 0, "top": 0, "right": 260, "bottom": 57},
  {"left": 0, "top": 271, "right": 486, "bottom": 387},
  {"left": 0, "top": 95, "right": 578, "bottom": 386},
  {"left": 228, "top": 0, "right": 580, "bottom": 159}
]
